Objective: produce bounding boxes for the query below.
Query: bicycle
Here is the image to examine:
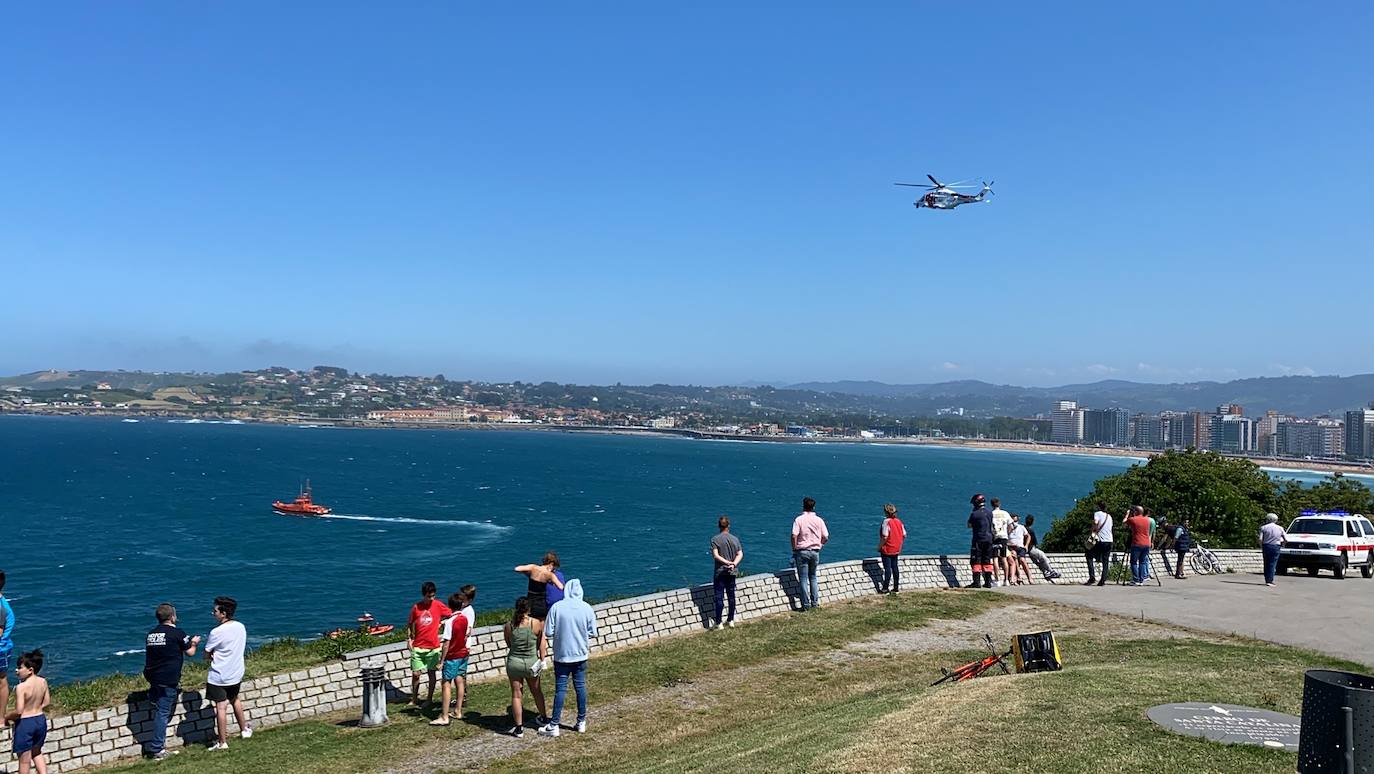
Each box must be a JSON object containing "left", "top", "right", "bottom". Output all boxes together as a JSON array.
[
  {"left": 1187, "top": 540, "right": 1225, "bottom": 576},
  {"left": 931, "top": 634, "right": 1011, "bottom": 686},
  {"left": 1110, "top": 550, "right": 1162, "bottom": 586}
]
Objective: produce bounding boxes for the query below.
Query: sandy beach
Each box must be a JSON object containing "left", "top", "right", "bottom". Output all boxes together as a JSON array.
[{"left": 10, "top": 408, "right": 1373, "bottom": 479}]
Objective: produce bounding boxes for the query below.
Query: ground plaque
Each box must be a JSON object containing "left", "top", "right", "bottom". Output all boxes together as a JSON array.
[{"left": 1147, "top": 703, "right": 1301, "bottom": 750}]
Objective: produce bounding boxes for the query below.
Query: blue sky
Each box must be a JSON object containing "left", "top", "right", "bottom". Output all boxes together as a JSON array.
[{"left": 2, "top": 2, "right": 1370, "bottom": 386}]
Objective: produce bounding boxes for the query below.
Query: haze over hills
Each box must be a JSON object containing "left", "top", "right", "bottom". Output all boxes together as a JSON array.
[
  {"left": 3, "top": 369, "right": 1373, "bottom": 419},
  {"left": 787, "top": 375, "right": 1374, "bottom": 417}
]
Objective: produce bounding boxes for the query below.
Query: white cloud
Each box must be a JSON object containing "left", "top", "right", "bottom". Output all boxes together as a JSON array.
[
  {"left": 1085, "top": 363, "right": 1118, "bottom": 375},
  {"left": 1272, "top": 363, "right": 1317, "bottom": 376},
  {"left": 934, "top": 362, "right": 961, "bottom": 371}
]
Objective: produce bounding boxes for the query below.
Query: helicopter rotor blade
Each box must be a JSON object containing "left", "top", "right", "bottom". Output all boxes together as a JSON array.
[
  {"left": 894, "top": 183, "right": 931, "bottom": 187},
  {"left": 926, "top": 174, "right": 942, "bottom": 187}
]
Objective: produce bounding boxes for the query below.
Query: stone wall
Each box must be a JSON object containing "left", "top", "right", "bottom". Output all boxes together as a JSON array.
[{"left": 0, "top": 548, "right": 1264, "bottom": 772}]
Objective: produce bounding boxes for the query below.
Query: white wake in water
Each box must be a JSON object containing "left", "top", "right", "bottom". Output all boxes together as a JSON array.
[{"left": 323, "top": 513, "right": 510, "bottom": 530}]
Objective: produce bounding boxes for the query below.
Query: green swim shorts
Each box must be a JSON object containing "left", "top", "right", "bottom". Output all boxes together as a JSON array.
[{"left": 410, "top": 647, "right": 443, "bottom": 673}]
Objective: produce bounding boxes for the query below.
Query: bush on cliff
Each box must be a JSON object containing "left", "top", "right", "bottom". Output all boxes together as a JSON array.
[
  {"left": 1276, "top": 473, "right": 1374, "bottom": 517},
  {"left": 1041, "top": 450, "right": 1277, "bottom": 551},
  {"left": 1041, "top": 451, "right": 1374, "bottom": 552}
]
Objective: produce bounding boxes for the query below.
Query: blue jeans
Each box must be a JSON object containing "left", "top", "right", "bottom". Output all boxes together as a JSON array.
[
  {"left": 552, "top": 659, "right": 587, "bottom": 724},
  {"left": 1262, "top": 543, "right": 1281, "bottom": 583},
  {"left": 1129, "top": 546, "right": 1151, "bottom": 583},
  {"left": 794, "top": 549, "right": 821, "bottom": 609},
  {"left": 144, "top": 684, "right": 179, "bottom": 755},
  {"left": 713, "top": 573, "right": 736, "bottom": 625},
  {"left": 880, "top": 553, "right": 900, "bottom": 592}
]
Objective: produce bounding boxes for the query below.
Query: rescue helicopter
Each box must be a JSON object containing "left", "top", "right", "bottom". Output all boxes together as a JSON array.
[{"left": 895, "top": 174, "right": 995, "bottom": 210}]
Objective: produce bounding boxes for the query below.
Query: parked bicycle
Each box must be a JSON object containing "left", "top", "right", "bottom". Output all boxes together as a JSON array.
[{"left": 1187, "top": 540, "right": 1225, "bottom": 576}]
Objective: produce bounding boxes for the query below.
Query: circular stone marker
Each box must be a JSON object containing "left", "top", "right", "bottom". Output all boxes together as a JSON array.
[{"left": 1147, "top": 703, "right": 1301, "bottom": 751}]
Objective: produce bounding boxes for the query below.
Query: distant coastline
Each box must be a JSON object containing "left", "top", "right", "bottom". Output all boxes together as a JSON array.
[{"left": 7, "top": 408, "right": 1374, "bottom": 479}]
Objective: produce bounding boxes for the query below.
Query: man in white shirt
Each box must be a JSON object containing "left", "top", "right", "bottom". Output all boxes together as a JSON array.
[
  {"left": 1085, "top": 502, "right": 1113, "bottom": 587},
  {"left": 459, "top": 584, "right": 477, "bottom": 631},
  {"left": 1259, "top": 513, "right": 1288, "bottom": 587},
  {"left": 990, "top": 499, "right": 1013, "bottom": 587},
  {"left": 204, "top": 596, "right": 251, "bottom": 751}
]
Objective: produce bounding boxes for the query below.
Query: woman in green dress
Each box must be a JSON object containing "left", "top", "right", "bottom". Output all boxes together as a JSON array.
[{"left": 503, "top": 597, "right": 549, "bottom": 737}]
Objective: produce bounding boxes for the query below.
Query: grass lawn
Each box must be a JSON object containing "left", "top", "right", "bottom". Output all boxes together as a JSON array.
[
  {"left": 103, "top": 591, "right": 1000, "bottom": 772},
  {"left": 98, "top": 591, "right": 1351, "bottom": 774}
]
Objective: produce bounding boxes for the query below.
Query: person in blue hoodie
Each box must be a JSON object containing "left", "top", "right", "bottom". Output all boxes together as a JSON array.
[{"left": 538, "top": 578, "right": 596, "bottom": 737}]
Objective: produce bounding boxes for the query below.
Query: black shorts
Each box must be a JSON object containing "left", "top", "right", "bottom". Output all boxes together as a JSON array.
[
  {"left": 207, "top": 682, "right": 241, "bottom": 703},
  {"left": 970, "top": 540, "right": 994, "bottom": 565},
  {"left": 993, "top": 538, "right": 1009, "bottom": 557},
  {"left": 526, "top": 594, "right": 549, "bottom": 621}
]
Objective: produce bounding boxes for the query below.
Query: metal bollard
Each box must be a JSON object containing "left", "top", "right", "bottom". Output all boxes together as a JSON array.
[{"left": 359, "top": 658, "right": 389, "bottom": 728}]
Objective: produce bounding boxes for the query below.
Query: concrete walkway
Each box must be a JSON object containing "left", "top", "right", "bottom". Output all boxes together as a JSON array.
[{"left": 1002, "top": 569, "right": 1374, "bottom": 669}]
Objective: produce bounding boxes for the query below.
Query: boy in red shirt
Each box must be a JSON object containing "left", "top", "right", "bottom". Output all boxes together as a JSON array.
[
  {"left": 430, "top": 591, "right": 471, "bottom": 726},
  {"left": 407, "top": 581, "right": 451, "bottom": 708}
]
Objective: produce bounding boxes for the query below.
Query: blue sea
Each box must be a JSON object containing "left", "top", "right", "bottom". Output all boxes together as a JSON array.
[{"left": 0, "top": 415, "right": 1354, "bottom": 682}]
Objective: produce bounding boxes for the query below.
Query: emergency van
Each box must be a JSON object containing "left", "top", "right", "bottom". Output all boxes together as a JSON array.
[{"left": 1277, "top": 511, "right": 1374, "bottom": 579}]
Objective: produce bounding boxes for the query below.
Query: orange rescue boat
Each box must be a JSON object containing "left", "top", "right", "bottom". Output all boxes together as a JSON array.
[
  {"left": 326, "top": 613, "right": 395, "bottom": 639},
  {"left": 272, "top": 480, "right": 331, "bottom": 516}
]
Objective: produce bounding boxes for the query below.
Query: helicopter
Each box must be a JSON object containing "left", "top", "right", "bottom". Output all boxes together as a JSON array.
[{"left": 895, "top": 174, "right": 995, "bottom": 210}]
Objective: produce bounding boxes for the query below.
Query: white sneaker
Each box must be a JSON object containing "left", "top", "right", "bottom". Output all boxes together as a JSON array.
[
  {"left": 575, "top": 720, "right": 587, "bottom": 734},
  {"left": 708, "top": 621, "right": 720, "bottom": 630},
  {"left": 538, "top": 722, "right": 560, "bottom": 737},
  {"left": 240, "top": 727, "right": 253, "bottom": 739},
  {"left": 209, "top": 742, "right": 229, "bottom": 751},
  {"left": 726, "top": 620, "right": 736, "bottom": 628}
]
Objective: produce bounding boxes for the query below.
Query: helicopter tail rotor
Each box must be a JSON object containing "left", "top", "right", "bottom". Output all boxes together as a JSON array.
[{"left": 980, "top": 181, "right": 995, "bottom": 198}]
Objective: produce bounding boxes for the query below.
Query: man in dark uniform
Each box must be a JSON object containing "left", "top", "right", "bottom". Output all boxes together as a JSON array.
[{"left": 967, "top": 494, "right": 996, "bottom": 589}]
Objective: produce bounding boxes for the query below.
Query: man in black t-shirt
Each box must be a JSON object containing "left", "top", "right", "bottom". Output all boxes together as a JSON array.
[
  {"left": 143, "top": 603, "right": 200, "bottom": 759},
  {"left": 967, "top": 494, "right": 995, "bottom": 589}
]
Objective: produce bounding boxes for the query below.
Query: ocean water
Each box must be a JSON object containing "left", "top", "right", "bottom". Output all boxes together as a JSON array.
[{"left": 0, "top": 415, "right": 1347, "bottom": 682}]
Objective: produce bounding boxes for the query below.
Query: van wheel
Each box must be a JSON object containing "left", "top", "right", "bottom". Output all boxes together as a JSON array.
[
  {"left": 1334, "top": 553, "right": 1347, "bottom": 579},
  {"left": 1307, "top": 567, "right": 1319, "bottom": 577},
  {"left": 1277, "top": 564, "right": 1288, "bottom": 576},
  {"left": 1362, "top": 554, "right": 1373, "bottom": 579}
]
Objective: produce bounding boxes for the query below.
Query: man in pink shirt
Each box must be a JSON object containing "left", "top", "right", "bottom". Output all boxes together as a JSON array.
[{"left": 791, "top": 497, "right": 829, "bottom": 611}]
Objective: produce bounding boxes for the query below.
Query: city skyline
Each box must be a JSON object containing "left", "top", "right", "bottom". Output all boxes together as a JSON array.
[{"left": 3, "top": 4, "right": 1372, "bottom": 385}]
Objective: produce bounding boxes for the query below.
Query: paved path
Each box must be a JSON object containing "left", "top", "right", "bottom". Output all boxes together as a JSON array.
[{"left": 1003, "top": 569, "right": 1374, "bottom": 669}]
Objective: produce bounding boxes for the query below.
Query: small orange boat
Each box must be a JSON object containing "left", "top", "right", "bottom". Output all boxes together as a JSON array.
[
  {"left": 326, "top": 613, "right": 395, "bottom": 639},
  {"left": 272, "top": 480, "right": 331, "bottom": 516}
]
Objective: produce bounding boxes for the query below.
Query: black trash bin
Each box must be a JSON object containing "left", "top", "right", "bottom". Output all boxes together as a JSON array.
[{"left": 1299, "top": 669, "right": 1374, "bottom": 774}]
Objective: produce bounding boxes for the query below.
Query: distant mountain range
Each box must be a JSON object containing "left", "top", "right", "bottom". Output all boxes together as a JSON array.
[
  {"left": 785, "top": 375, "right": 1374, "bottom": 417},
  {"left": 3, "top": 369, "right": 1373, "bottom": 419}
]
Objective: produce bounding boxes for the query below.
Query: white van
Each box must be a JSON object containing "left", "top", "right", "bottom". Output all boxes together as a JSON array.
[{"left": 1278, "top": 511, "right": 1374, "bottom": 579}]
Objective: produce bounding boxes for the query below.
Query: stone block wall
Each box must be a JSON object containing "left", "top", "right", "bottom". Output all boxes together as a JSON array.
[{"left": 0, "top": 549, "right": 1263, "bottom": 772}]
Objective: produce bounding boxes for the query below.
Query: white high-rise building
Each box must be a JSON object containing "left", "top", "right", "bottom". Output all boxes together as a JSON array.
[{"left": 1052, "top": 400, "right": 1084, "bottom": 444}]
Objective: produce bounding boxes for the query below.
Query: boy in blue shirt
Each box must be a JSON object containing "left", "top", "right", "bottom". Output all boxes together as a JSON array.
[{"left": 0, "top": 570, "right": 14, "bottom": 726}]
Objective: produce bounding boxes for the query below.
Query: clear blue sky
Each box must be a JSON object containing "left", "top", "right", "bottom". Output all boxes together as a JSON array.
[{"left": 3, "top": 2, "right": 1370, "bottom": 386}]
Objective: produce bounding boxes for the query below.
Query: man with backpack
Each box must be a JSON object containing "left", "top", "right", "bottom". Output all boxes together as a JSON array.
[{"left": 1159, "top": 516, "right": 1192, "bottom": 579}]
